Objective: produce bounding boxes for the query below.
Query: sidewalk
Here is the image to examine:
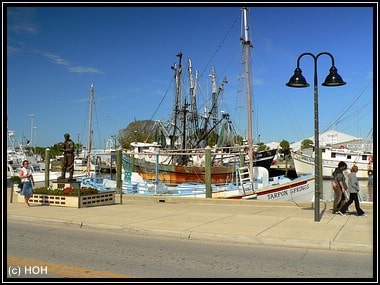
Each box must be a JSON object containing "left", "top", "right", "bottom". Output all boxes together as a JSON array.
[{"left": 6, "top": 189, "right": 373, "bottom": 253}]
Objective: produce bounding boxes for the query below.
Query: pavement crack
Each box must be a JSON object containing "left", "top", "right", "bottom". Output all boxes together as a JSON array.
[
  {"left": 256, "top": 216, "right": 290, "bottom": 236},
  {"left": 331, "top": 217, "right": 350, "bottom": 242}
]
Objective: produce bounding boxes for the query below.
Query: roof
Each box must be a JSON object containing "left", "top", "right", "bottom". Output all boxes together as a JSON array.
[{"left": 290, "top": 130, "right": 364, "bottom": 151}]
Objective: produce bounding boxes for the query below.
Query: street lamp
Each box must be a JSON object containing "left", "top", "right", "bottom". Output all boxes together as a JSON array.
[{"left": 286, "top": 52, "right": 346, "bottom": 222}]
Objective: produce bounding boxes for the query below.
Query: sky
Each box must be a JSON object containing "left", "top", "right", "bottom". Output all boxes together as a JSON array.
[{"left": 4, "top": 3, "right": 375, "bottom": 149}]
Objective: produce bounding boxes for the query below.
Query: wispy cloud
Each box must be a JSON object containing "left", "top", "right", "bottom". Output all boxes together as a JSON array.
[
  {"left": 69, "top": 66, "right": 104, "bottom": 74},
  {"left": 37, "top": 50, "right": 104, "bottom": 74},
  {"left": 7, "top": 45, "right": 22, "bottom": 56},
  {"left": 11, "top": 23, "right": 38, "bottom": 34},
  {"left": 41, "top": 51, "right": 70, "bottom": 66},
  {"left": 8, "top": 7, "right": 104, "bottom": 75},
  {"left": 8, "top": 8, "right": 38, "bottom": 35}
]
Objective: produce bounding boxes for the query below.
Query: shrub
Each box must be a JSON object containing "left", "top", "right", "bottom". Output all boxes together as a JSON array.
[
  {"left": 33, "top": 186, "right": 99, "bottom": 196},
  {"left": 9, "top": 176, "right": 21, "bottom": 184}
]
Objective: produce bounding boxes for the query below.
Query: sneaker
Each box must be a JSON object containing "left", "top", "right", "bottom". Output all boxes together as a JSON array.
[
  {"left": 358, "top": 214, "right": 367, "bottom": 217},
  {"left": 337, "top": 211, "right": 346, "bottom": 216}
]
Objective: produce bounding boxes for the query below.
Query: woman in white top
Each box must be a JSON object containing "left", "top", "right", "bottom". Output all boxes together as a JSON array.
[
  {"left": 339, "top": 165, "right": 366, "bottom": 216},
  {"left": 19, "top": 160, "right": 35, "bottom": 207}
]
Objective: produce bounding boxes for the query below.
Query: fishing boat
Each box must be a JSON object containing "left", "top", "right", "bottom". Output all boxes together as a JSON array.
[
  {"left": 125, "top": 44, "right": 276, "bottom": 184},
  {"left": 291, "top": 144, "right": 373, "bottom": 180}
]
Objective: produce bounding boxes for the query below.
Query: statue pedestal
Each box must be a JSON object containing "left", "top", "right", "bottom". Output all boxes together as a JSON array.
[{"left": 53, "top": 179, "right": 80, "bottom": 190}]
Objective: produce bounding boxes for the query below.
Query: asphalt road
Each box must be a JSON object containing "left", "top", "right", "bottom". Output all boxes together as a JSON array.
[{"left": 6, "top": 220, "right": 374, "bottom": 280}]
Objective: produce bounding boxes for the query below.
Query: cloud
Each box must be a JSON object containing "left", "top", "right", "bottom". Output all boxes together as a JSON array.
[
  {"left": 7, "top": 45, "right": 22, "bottom": 56},
  {"left": 69, "top": 66, "right": 104, "bottom": 74},
  {"left": 37, "top": 50, "right": 104, "bottom": 74},
  {"left": 41, "top": 52, "right": 70, "bottom": 66},
  {"left": 11, "top": 24, "right": 38, "bottom": 34},
  {"left": 8, "top": 8, "right": 38, "bottom": 35}
]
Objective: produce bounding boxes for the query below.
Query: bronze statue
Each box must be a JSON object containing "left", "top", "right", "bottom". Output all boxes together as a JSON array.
[{"left": 58, "top": 133, "right": 75, "bottom": 180}]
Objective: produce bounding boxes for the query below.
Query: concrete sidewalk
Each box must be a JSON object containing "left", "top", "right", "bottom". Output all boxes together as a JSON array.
[{"left": 6, "top": 189, "right": 374, "bottom": 253}]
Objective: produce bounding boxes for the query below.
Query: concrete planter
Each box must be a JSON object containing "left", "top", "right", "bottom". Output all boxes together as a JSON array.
[{"left": 17, "top": 192, "right": 115, "bottom": 208}]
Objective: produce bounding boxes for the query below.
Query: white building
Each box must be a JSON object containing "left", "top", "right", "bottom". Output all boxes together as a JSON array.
[{"left": 289, "top": 130, "right": 361, "bottom": 151}]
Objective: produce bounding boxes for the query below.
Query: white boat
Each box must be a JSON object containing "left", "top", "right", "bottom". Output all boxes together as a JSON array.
[
  {"left": 7, "top": 130, "right": 35, "bottom": 167},
  {"left": 7, "top": 162, "right": 59, "bottom": 182},
  {"left": 7, "top": 130, "right": 63, "bottom": 183},
  {"left": 73, "top": 150, "right": 100, "bottom": 173},
  {"left": 151, "top": 166, "right": 314, "bottom": 201},
  {"left": 291, "top": 145, "right": 373, "bottom": 180}
]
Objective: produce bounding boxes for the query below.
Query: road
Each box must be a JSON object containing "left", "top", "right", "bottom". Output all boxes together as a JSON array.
[{"left": 6, "top": 220, "right": 374, "bottom": 280}]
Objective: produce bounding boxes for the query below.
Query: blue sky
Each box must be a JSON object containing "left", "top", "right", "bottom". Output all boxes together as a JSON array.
[{"left": 5, "top": 4, "right": 375, "bottom": 148}]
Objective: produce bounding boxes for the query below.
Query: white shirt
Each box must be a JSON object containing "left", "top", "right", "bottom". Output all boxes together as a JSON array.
[{"left": 21, "top": 167, "right": 32, "bottom": 183}]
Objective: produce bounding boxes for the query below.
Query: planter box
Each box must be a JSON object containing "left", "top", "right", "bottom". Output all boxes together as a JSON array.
[{"left": 17, "top": 192, "right": 115, "bottom": 208}]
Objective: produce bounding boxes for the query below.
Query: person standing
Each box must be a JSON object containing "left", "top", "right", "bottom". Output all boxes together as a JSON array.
[
  {"left": 19, "top": 160, "right": 35, "bottom": 207},
  {"left": 332, "top": 161, "right": 348, "bottom": 214},
  {"left": 339, "top": 165, "right": 366, "bottom": 216},
  {"left": 58, "top": 133, "right": 75, "bottom": 180}
]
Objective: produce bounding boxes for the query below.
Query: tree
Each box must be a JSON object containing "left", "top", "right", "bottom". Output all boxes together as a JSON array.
[
  {"left": 279, "top": 140, "right": 290, "bottom": 156},
  {"left": 119, "top": 120, "right": 160, "bottom": 149},
  {"left": 301, "top": 139, "right": 314, "bottom": 150},
  {"left": 257, "top": 142, "right": 267, "bottom": 151}
]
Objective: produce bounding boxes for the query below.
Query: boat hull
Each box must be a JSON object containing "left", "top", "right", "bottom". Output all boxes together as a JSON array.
[
  {"left": 133, "top": 160, "right": 237, "bottom": 185},
  {"left": 210, "top": 174, "right": 315, "bottom": 201},
  {"left": 147, "top": 174, "right": 315, "bottom": 202},
  {"left": 130, "top": 148, "right": 277, "bottom": 185}
]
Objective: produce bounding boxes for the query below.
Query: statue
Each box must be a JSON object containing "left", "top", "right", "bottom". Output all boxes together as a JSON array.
[{"left": 58, "top": 133, "right": 75, "bottom": 180}]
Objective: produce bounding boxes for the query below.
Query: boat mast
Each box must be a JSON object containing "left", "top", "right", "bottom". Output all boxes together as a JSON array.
[
  {"left": 86, "top": 83, "right": 94, "bottom": 177},
  {"left": 210, "top": 66, "right": 218, "bottom": 129},
  {"left": 241, "top": 7, "right": 254, "bottom": 180},
  {"left": 188, "top": 58, "right": 199, "bottom": 135},
  {"left": 170, "top": 52, "right": 183, "bottom": 149}
]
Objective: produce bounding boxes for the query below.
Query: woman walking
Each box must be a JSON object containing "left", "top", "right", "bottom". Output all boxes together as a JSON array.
[
  {"left": 339, "top": 165, "right": 366, "bottom": 216},
  {"left": 19, "top": 160, "right": 35, "bottom": 207}
]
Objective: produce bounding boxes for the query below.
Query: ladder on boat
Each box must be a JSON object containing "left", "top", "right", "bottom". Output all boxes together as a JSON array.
[{"left": 238, "top": 166, "right": 253, "bottom": 194}]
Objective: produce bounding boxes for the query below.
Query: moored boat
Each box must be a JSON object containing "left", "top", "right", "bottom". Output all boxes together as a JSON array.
[{"left": 291, "top": 145, "right": 373, "bottom": 180}]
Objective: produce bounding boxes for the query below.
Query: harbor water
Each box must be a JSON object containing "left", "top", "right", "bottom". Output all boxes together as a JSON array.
[{"left": 321, "top": 179, "right": 373, "bottom": 203}]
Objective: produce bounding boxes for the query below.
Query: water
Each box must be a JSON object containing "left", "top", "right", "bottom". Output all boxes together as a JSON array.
[{"left": 321, "top": 180, "right": 373, "bottom": 203}]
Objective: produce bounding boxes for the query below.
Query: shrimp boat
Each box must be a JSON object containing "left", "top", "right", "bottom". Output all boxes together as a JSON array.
[{"left": 125, "top": 49, "right": 276, "bottom": 185}]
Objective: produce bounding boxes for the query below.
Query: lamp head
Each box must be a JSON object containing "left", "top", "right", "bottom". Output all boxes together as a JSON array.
[
  {"left": 286, "top": 67, "right": 310, "bottom": 88},
  {"left": 322, "top": 66, "right": 346, "bottom": 86}
]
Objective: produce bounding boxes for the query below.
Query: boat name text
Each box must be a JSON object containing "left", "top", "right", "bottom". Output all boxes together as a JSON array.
[{"left": 267, "top": 184, "right": 309, "bottom": 200}]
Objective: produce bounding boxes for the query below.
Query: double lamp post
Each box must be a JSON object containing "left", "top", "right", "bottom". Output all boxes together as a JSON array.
[{"left": 286, "top": 52, "right": 346, "bottom": 222}]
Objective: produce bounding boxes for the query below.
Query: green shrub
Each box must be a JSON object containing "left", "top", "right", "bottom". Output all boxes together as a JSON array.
[
  {"left": 33, "top": 186, "right": 99, "bottom": 196},
  {"left": 9, "top": 176, "right": 21, "bottom": 184}
]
